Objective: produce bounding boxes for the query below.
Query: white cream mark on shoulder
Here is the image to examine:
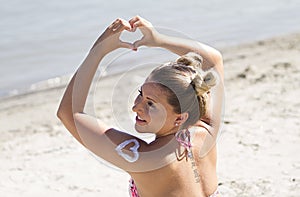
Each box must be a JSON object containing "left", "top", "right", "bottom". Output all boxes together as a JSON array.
[{"left": 115, "top": 139, "right": 140, "bottom": 163}]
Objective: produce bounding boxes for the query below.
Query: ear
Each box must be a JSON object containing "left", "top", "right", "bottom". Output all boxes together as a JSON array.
[{"left": 175, "top": 112, "right": 189, "bottom": 126}]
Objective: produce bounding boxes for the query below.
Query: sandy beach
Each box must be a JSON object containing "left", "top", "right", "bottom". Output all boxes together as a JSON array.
[{"left": 1, "top": 32, "right": 299, "bottom": 196}]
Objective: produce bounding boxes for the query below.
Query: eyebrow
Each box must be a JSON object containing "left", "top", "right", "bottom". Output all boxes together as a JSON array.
[
  {"left": 140, "top": 86, "right": 158, "bottom": 103},
  {"left": 146, "top": 96, "right": 157, "bottom": 103}
]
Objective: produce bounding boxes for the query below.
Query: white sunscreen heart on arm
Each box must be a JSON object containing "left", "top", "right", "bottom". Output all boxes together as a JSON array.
[{"left": 115, "top": 139, "right": 140, "bottom": 163}]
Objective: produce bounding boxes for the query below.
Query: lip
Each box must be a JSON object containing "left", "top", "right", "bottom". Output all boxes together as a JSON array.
[{"left": 135, "top": 115, "right": 147, "bottom": 126}]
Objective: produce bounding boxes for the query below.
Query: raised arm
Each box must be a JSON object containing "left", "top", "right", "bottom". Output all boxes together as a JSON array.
[
  {"left": 129, "top": 16, "right": 223, "bottom": 81},
  {"left": 57, "top": 18, "right": 133, "bottom": 145}
]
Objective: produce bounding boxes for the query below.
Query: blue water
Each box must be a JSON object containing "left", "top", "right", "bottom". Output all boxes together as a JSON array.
[{"left": 1, "top": 0, "right": 300, "bottom": 97}]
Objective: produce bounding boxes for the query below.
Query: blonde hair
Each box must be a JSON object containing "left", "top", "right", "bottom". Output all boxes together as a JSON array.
[{"left": 147, "top": 52, "right": 216, "bottom": 128}]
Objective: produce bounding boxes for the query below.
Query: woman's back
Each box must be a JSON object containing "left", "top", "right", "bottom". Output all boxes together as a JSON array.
[{"left": 130, "top": 126, "right": 218, "bottom": 197}]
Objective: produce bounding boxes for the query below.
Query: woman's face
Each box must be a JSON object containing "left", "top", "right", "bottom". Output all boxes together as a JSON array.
[{"left": 132, "top": 82, "right": 179, "bottom": 136}]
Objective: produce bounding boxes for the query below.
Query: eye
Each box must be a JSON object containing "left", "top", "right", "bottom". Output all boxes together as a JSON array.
[{"left": 147, "top": 101, "right": 154, "bottom": 107}]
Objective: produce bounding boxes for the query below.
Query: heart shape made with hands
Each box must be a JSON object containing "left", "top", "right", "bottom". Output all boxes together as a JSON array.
[
  {"left": 115, "top": 139, "right": 140, "bottom": 163},
  {"left": 119, "top": 28, "right": 144, "bottom": 47}
]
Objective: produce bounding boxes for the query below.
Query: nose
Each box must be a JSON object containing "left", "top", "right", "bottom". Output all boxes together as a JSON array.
[{"left": 132, "top": 97, "right": 144, "bottom": 113}]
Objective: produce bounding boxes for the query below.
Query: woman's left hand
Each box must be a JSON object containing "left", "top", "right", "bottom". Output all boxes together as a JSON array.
[
  {"left": 91, "top": 18, "right": 134, "bottom": 53},
  {"left": 128, "top": 16, "right": 162, "bottom": 50}
]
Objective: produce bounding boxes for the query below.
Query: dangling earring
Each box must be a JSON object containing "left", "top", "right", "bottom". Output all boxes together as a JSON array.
[{"left": 175, "top": 123, "right": 179, "bottom": 126}]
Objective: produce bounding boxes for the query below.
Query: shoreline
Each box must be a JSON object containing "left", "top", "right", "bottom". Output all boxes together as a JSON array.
[
  {"left": 1, "top": 32, "right": 300, "bottom": 196},
  {"left": 2, "top": 31, "right": 300, "bottom": 101}
]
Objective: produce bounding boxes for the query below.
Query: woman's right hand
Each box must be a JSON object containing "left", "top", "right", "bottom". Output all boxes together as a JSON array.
[
  {"left": 129, "top": 16, "right": 162, "bottom": 50},
  {"left": 91, "top": 18, "right": 133, "bottom": 53}
]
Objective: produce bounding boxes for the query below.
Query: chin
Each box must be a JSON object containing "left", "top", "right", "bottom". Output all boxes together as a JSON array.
[
  {"left": 134, "top": 124, "right": 148, "bottom": 133},
  {"left": 135, "top": 124, "right": 158, "bottom": 134},
  {"left": 135, "top": 125, "right": 163, "bottom": 136}
]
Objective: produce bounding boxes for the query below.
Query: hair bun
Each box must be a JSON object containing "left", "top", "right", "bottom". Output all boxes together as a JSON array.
[
  {"left": 177, "top": 52, "right": 216, "bottom": 95},
  {"left": 203, "top": 72, "right": 216, "bottom": 87},
  {"left": 192, "top": 72, "right": 217, "bottom": 95},
  {"left": 176, "top": 52, "right": 203, "bottom": 69}
]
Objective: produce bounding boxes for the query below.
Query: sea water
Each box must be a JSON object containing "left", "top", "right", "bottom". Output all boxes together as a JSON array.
[{"left": 0, "top": 0, "right": 300, "bottom": 97}]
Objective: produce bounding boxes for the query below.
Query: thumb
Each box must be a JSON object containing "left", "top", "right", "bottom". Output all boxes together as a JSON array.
[
  {"left": 133, "top": 38, "right": 145, "bottom": 49},
  {"left": 119, "top": 41, "right": 134, "bottom": 49}
]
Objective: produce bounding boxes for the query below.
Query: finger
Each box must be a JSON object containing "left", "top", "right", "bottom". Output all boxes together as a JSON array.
[
  {"left": 114, "top": 19, "right": 132, "bottom": 32},
  {"left": 129, "top": 16, "right": 143, "bottom": 31},
  {"left": 130, "top": 21, "right": 145, "bottom": 32},
  {"left": 112, "top": 24, "right": 121, "bottom": 32},
  {"left": 108, "top": 18, "right": 129, "bottom": 32},
  {"left": 120, "top": 19, "right": 132, "bottom": 31},
  {"left": 109, "top": 20, "right": 120, "bottom": 32},
  {"left": 110, "top": 18, "right": 122, "bottom": 27},
  {"left": 132, "top": 20, "right": 144, "bottom": 29},
  {"left": 128, "top": 16, "right": 141, "bottom": 27},
  {"left": 132, "top": 20, "right": 152, "bottom": 34},
  {"left": 133, "top": 38, "right": 145, "bottom": 49}
]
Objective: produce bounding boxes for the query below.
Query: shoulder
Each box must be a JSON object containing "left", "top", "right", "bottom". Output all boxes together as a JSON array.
[{"left": 104, "top": 130, "right": 182, "bottom": 172}]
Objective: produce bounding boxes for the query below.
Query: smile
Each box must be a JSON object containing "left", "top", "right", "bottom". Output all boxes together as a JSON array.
[{"left": 135, "top": 115, "right": 147, "bottom": 125}]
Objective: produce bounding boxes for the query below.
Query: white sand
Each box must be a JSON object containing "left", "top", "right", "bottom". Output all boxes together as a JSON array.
[{"left": 1, "top": 32, "right": 299, "bottom": 196}]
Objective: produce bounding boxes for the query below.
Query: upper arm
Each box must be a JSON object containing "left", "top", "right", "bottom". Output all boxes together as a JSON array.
[
  {"left": 198, "top": 46, "right": 224, "bottom": 139},
  {"left": 196, "top": 42, "right": 224, "bottom": 81},
  {"left": 72, "top": 113, "right": 181, "bottom": 173},
  {"left": 72, "top": 112, "right": 141, "bottom": 168}
]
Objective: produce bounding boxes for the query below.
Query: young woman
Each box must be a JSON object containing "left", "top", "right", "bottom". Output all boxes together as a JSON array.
[{"left": 57, "top": 16, "right": 224, "bottom": 197}]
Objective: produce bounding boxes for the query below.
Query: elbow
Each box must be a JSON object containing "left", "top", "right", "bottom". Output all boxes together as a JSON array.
[
  {"left": 56, "top": 109, "right": 64, "bottom": 120},
  {"left": 211, "top": 50, "right": 224, "bottom": 79},
  {"left": 213, "top": 50, "right": 223, "bottom": 66},
  {"left": 56, "top": 106, "right": 78, "bottom": 128},
  {"left": 56, "top": 106, "right": 69, "bottom": 122},
  {"left": 56, "top": 104, "right": 81, "bottom": 124},
  {"left": 56, "top": 110, "right": 66, "bottom": 124}
]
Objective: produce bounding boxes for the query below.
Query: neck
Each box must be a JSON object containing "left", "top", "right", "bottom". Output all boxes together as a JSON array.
[
  {"left": 155, "top": 125, "right": 187, "bottom": 139},
  {"left": 155, "top": 127, "right": 178, "bottom": 139},
  {"left": 155, "top": 132, "right": 175, "bottom": 139}
]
